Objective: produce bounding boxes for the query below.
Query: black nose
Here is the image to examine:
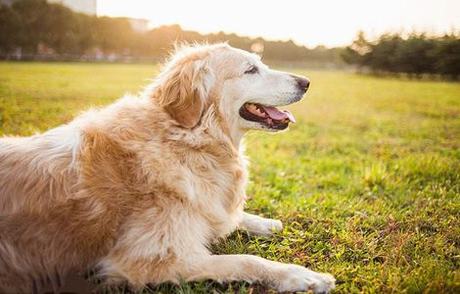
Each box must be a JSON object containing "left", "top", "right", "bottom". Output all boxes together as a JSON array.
[{"left": 291, "top": 75, "right": 310, "bottom": 92}]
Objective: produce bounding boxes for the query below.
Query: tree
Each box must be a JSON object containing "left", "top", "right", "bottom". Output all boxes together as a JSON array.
[
  {"left": 341, "top": 31, "right": 460, "bottom": 78},
  {"left": 0, "top": 4, "right": 23, "bottom": 54},
  {"left": 433, "top": 35, "right": 460, "bottom": 78}
]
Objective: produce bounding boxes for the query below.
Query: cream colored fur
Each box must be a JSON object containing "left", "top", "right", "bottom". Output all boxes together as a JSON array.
[{"left": 0, "top": 43, "right": 335, "bottom": 293}]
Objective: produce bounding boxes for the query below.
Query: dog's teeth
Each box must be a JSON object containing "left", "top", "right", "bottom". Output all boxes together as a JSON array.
[{"left": 247, "top": 104, "right": 257, "bottom": 111}]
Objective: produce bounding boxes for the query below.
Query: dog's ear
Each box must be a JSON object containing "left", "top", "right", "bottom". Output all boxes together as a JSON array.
[{"left": 156, "top": 59, "right": 214, "bottom": 128}]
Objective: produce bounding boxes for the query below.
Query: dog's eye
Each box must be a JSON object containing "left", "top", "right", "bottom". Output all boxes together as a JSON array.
[{"left": 244, "top": 65, "right": 258, "bottom": 74}]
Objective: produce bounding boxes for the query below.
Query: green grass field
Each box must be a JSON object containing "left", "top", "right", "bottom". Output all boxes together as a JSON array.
[{"left": 0, "top": 62, "right": 459, "bottom": 293}]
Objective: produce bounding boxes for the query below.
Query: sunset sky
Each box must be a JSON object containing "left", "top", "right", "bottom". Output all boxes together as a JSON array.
[{"left": 98, "top": 0, "right": 460, "bottom": 48}]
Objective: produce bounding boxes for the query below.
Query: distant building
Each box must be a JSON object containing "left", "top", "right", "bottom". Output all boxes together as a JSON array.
[
  {"left": 0, "top": 0, "right": 16, "bottom": 6},
  {"left": 1, "top": 0, "right": 97, "bottom": 15},
  {"left": 49, "top": 0, "right": 97, "bottom": 15},
  {"left": 128, "top": 18, "right": 150, "bottom": 33}
]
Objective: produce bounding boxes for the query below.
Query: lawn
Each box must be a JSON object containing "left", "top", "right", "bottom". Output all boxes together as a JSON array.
[{"left": 0, "top": 62, "right": 459, "bottom": 293}]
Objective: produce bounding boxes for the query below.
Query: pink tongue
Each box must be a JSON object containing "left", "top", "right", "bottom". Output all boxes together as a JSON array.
[{"left": 262, "top": 106, "right": 296, "bottom": 123}]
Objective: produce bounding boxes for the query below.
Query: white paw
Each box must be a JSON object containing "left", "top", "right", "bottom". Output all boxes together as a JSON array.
[
  {"left": 268, "top": 219, "right": 283, "bottom": 233},
  {"left": 277, "top": 264, "right": 335, "bottom": 293},
  {"left": 256, "top": 218, "right": 283, "bottom": 236}
]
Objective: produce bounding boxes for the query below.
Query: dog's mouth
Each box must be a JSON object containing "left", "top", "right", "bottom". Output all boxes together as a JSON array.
[{"left": 239, "top": 103, "right": 296, "bottom": 130}]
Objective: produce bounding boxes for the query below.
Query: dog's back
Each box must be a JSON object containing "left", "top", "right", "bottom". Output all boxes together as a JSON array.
[
  {"left": 0, "top": 125, "right": 80, "bottom": 215},
  {"left": 0, "top": 125, "right": 95, "bottom": 292},
  {"left": 0, "top": 100, "right": 162, "bottom": 292}
]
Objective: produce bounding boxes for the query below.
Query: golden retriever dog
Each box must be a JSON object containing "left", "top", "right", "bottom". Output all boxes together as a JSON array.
[{"left": 0, "top": 43, "right": 335, "bottom": 293}]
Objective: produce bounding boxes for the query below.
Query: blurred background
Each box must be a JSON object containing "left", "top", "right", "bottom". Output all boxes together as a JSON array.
[
  {"left": 0, "top": 1, "right": 459, "bottom": 293},
  {"left": 0, "top": 0, "right": 459, "bottom": 77}
]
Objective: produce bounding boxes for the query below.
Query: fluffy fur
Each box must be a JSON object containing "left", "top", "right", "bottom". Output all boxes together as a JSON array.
[{"left": 0, "top": 43, "right": 335, "bottom": 293}]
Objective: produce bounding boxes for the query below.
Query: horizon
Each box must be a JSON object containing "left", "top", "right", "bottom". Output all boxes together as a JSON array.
[{"left": 97, "top": 0, "right": 460, "bottom": 48}]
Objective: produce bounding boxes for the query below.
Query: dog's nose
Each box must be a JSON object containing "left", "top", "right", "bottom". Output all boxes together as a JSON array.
[{"left": 291, "top": 75, "right": 310, "bottom": 92}]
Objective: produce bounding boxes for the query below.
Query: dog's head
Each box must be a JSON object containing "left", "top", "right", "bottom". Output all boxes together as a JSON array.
[{"left": 152, "top": 43, "right": 309, "bottom": 137}]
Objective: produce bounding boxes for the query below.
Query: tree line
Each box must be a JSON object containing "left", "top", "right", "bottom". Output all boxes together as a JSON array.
[
  {"left": 342, "top": 31, "right": 460, "bottom": 78},
  {"left": 1, "top": 0, "right": 459, "bottom": 78},
  {"left": 0, "top": 0, "right": 340, "bottom": 64}
]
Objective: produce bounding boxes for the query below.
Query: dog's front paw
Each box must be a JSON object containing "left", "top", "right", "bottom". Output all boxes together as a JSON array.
[
  {"left": 268, "top": 219, "right": 283, "bottom": 233},
  {"left": 257, "top": 218, "right": 283, "bottom": 236},
  {"left": 241, "top": 213, "right": 283, "bottom": 237},
  {"left": 277, "top": 264, "right": 335, "bottom": 293}
]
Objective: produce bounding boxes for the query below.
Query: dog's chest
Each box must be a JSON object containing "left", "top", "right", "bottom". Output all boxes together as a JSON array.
[
  {"left": 183, "top": 149, "right": 248, "bottom": 236},
  {"left": 193, "top": 153, "right": 246, "bottom": 203}
]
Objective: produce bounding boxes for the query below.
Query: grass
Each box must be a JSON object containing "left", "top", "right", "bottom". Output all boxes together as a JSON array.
[{"left": 1, "top": 61, "right": 459, "bottom": 293}]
